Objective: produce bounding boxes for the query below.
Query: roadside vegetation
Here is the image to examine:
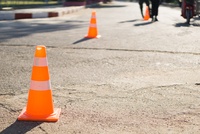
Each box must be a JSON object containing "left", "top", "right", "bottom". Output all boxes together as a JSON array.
[{"left": 0, "top": 0, "right": 60, "bottom": 8}]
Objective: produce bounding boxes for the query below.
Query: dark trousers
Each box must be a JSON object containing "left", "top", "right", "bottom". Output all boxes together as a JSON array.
[{"left": 151, "top": 0, "right": 159, "bottom": 16}]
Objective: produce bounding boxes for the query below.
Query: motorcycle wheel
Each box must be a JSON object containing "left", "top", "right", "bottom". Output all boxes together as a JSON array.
[{"left": 186, "top": 9, "right": 191, "bottom": 24}]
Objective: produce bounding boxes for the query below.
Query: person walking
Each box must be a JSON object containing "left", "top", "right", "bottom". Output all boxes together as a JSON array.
[
  {"left": 150, "top": 0, "right": 160, "bottom": 21},
  {"left": 139, "top": 0, "right": 150, "bottom": 18}
]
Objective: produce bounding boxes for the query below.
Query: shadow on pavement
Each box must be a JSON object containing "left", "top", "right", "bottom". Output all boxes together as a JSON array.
[
  {"left": 73, "top": 37, "right": 92, "bottom": 44},
  {"left": 174, "top": 22, "right": 200, "bottom": 27},
  {"left": 134, "top": 21, "right": 153, "bottom": 26},
  {"left": 0, "top": 20, "right": 87, "bottom": 42},
  {"left": 0, "top": 120, "right": 43, "bottom": 134},
  {"left": 90, "top": 3, "right": 127, "bottom": 8},
  {"left": 174, "top": 22, "right": 190, "bottom": 27},
  {"left": 193, "top": 16, "right": 200, "bottom": 21},
  {"left": 192, "top": 17, "right": 200, "bottom": 27},
  {"left": 119, "top": 19, "right": 139, "bottom": 23},
  {"left": 192, "top": 23, "right": 200, "bottom": 27},
  {"left": 174, "top": 17, "right": 200, "bottom": 27},
  {"left": 65, "top": 20, "right": 86, "bottom": 23}
]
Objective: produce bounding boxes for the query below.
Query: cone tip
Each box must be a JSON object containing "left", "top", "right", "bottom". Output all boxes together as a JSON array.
[
  {"left": 35, "top": 45, "right": 46, "bottom": 57},
  {"left": 92, "top": 10, "right": 96, "bottom": 15}
]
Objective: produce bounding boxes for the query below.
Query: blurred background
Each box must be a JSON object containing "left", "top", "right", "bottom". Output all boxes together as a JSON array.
[{"left": 0, "top": 0, "right": 181, "bottom": 9}]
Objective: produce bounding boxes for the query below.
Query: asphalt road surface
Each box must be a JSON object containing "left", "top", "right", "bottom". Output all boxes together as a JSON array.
[{"left": 1, "top": 1, "right": 200, "bottom": 134}]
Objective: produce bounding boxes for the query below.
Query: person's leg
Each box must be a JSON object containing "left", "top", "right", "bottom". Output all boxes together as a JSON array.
[
  {"left": 154, "top": 0, "right": 159, "bottom": 21},
  {"left": 145, "top": 0, "right": 150, "bottom": 7},
  {"left": 151, "top": 0, "right": 156, "bottom": 21},
  {"left": 139, "top": 1, "right": 144, "bottom": 18}
]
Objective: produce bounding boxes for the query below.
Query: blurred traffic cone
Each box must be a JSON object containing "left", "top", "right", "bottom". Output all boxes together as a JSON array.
[
  {"left": 144, "top": 6, "right": 150, "bottom": 20},
  {"left": 85, "top": 11, "right": 101, "bottom": 38},
  {"left": 18, "top": 45, "right": 61, "bottom": 122}
]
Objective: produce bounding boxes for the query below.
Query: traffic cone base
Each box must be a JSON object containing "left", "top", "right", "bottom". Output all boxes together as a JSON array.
[
  {"left": 18, "top": 107, "right": 61, "bottom": 122},
  {"left": 85, "top": 34, "right": 101, "bottom": 39}
]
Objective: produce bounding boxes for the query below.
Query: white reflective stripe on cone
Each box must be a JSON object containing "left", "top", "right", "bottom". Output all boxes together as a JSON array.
[
  {"left": 90, "top": 24, "right": 97, "bottom": 28},
  {"left": 91, "top": 15, "right": 96, "bottom": 19},
  {"left": 33, "top": 57, "right": 48, "bottom": 67},
  {"left": 30, "top": 80, "right": 51, "bottom": 90}
]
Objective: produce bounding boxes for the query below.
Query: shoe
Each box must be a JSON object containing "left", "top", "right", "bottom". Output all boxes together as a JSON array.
[
  {"left": 151, "top": 17, "right": 154, "bottom": 22},
  {"left": 155, "top": 17, "right": 158, "bottom": 21}
]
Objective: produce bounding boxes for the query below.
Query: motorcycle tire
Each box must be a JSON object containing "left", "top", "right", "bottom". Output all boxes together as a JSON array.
[{"left": 186, "top": 9, "right": 191, "bottom": 24}]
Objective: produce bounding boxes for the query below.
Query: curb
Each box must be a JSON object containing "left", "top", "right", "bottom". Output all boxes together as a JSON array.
[{"left": 0, "top": 6, "right": 84, "bottom": 21}]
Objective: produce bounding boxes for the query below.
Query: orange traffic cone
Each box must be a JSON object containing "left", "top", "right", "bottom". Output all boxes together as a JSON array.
[
  {"left": 85, "top": 11, "right": 101, "bottom": 38},
  {"left": 18, "top": 45, "right": 61, "bottom": 122},
  {"left": 144, "top": 6, "right": 150, "bottom": 20}
]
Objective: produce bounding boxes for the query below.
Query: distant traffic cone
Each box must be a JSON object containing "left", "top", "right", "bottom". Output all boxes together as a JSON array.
[
  {"left": 18, "top": 45, "right": 61, "bottom": 122},
  {"left": 85, "top": 11, "right": 101, "bottom": 38},
  {"left": 144, "top": 6, "right": 150, "bottom": 20}
]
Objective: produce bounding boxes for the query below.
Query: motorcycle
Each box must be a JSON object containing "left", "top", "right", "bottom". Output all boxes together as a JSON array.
[{"left": 181, "top": 0, "right": 195, "bottom": 24}]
